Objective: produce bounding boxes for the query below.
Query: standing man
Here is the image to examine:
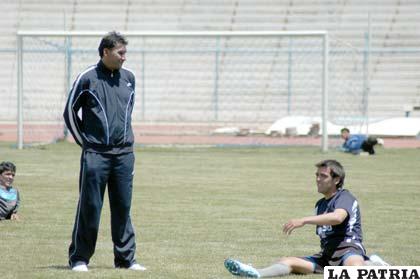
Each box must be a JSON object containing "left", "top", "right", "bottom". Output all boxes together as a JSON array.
[
  {"left": 64, "top": 31, "right": 145, "bottom": 272},
  {"left": 224, "top": 159, "right": 389, "bottom": 278}
]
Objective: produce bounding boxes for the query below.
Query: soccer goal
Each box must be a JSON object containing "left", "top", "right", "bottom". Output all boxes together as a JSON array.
[{"left": 16, "top": 30, "right": 365, "bottom": 151}]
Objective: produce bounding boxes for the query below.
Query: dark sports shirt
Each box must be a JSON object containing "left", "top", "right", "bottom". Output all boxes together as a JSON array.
[{"left": 314, "top": 189, "right": 363, "bottom": 255}]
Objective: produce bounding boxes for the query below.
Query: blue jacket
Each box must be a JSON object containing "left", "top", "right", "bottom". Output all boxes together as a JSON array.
[
  {"left": 342, "top": 134, "right": 367, "bottom": 153},
  {"left": 63, "top": 60, "right": 136, "bottom": 154},
  {"left": 0, "top": 186, "right": 20, "bottom": 220}
]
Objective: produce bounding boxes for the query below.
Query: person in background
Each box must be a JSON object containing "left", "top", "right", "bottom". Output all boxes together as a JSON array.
[
  {"left": 340, "top": 128, "right": 384, "bottom": 155},
  {"left": 0, "top": 161, "right": 20, "bottom": 221}
]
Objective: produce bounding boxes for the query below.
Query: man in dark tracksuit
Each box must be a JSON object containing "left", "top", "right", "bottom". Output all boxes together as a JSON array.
[{"left": 63, "top": 31, "right": 145, "bottom": 272}]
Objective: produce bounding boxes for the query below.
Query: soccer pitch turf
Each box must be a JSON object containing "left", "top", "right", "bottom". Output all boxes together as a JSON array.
[{"left": 0, "top": 142, "right": 419, "bottom": 278}]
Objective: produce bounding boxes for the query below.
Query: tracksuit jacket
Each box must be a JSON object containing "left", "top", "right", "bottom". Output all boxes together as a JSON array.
[
  {"left": 63, "top": 60, "right": 136, "bottom": 154},
  {"left": 0, "top": 186, "right": 20, "bottom": 220},
  {"left": 342, "top": 134, "right": 367, "bottom": 153}
]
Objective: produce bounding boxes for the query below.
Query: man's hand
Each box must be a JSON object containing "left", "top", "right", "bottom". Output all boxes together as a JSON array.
[{"left": 283, "top": 218, "right": 305, "bottom": 235}]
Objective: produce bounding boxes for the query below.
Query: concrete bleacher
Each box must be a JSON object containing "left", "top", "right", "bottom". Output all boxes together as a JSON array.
[
  {"left": 1, "top": 0, "right": 419, "bottom": 127},
  {"left": 18, "top": 0, "right": 74, "bottom": 30}
]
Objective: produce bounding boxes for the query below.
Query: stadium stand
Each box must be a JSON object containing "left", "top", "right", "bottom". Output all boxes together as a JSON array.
[{"left": 1, "top": 0, "right": 420, "bottom": 129}]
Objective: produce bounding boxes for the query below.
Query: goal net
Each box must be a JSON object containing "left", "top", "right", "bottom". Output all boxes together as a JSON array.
[{"left": 16, "top": 31, "right": 365, "bottom": 150}]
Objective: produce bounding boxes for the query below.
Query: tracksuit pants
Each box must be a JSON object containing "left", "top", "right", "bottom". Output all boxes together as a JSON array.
[{"left": 69, "top": 151, "right": 137, "bottom": 268}]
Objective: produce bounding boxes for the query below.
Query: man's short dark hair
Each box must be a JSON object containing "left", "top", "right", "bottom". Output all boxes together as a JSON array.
[
  {"left": 98, "top": 31, "right": 128, "bottom": 58},
  {"left": 316, "top": 159, "right": 345, "bottom": 189},
  {"left": 0, "top": 161, "right": 16, "bottom": 174},
  {"left": 341, "top": 127, "right": 350, "bottom": 133}
]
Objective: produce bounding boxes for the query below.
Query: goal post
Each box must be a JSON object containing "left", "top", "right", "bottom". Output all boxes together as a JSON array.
[{"left": 16, "top": 30, "right": 332, "bottom": 150}]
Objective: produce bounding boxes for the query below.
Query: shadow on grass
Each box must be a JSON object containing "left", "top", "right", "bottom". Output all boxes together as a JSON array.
[{"left": 39, "top": 265, "right": 116, "bottom": 270}]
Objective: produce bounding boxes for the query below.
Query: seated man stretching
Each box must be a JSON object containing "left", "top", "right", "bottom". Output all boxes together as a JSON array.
[{"left": 224, "top": 159, "right": 389, "bottom": 278}]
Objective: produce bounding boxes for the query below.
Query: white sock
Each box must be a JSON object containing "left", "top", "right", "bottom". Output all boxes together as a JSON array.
[{"left": 257, "top": 263, "right": 291, "bottom": 277}]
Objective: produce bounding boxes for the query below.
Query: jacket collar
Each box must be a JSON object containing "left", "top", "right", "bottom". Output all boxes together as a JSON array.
[{"left": 97, "top": 60, "right": 119, "bottom": 76}]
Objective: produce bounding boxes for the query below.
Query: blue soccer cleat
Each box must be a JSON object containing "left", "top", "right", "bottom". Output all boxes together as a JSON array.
[{"left": 224, "top": 259, "right": 260, "bottom": 278}]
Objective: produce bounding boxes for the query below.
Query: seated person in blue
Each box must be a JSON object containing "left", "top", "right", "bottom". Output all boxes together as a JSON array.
[
  {"left": 0, "top": 161, "right": 20, "bottom": 221},
  {"left": 224, "top": 160, "right": 389, "bottom": 278},
  {"left": 340, "top": 128, "right": 384, "bottom": 155}
]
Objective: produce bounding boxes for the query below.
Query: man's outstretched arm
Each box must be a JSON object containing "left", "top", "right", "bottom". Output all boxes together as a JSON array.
[{"left": 283, "top": 208, "right": 348, "bottom": 235}]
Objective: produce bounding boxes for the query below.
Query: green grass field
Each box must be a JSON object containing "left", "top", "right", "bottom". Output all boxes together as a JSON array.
[{"left": 1, "top": 142, "right": 419, "bottom": 278}]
